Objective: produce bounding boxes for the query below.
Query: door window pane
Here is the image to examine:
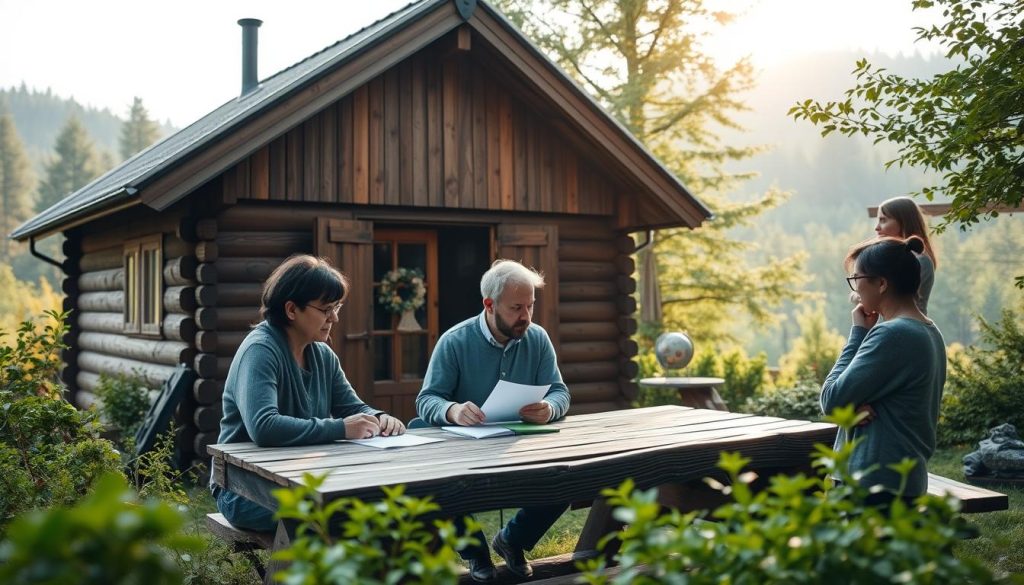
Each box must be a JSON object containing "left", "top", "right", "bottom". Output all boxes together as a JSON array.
[
  {"left": 401, "top": 334, "right": 427, "bottom": 380},
  {"left": 397, "top": 243, "right": 427, "bottom": 274},
  {"left": 373, "top": 286, "right": 393, "bottom": 331},
  {"left": 373, "top": 335, "right": 392, "bottom": 381},
  {"left": 373, "top": 243, "right": 392, "bottom": 282}
]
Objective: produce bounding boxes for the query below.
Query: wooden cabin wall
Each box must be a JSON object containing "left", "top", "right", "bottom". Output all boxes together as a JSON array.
[
  {"left": 555, "top": 219, "right": 639, "bottom": 414},
  {"left": 64, "top": 210, "right": 199, "bottom": 461},
  {"left": 221, "top": 50, "right": 621, "bottom": 217}
]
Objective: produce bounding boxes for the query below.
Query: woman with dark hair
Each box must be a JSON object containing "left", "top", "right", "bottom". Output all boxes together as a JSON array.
[
  {"left": 212, "top": 254, "right": 405, "bottom": 531},
  {"left": 874, "top": 196, "right": 939, "bottom": 314},
  {"left": 821, "top": 236, "right": 945, "bottom": 502}
]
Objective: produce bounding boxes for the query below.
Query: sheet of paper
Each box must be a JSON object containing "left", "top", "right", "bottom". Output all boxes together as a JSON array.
[
  {"left": 345, "top": 433, "right": 444, "bottom": 449},
  {"left": 480, "top": 379, "right": 551, "bottom": 423},
  {"left": 441, "top": 426, "right": 514, "bottom": 439}
]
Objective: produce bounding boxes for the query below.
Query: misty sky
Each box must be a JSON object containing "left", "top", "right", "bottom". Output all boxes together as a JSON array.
[{"left": 0, "top": 0, "right": 943, "bottom": 127}]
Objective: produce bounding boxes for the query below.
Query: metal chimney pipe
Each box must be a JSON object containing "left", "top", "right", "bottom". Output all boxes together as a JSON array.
[{"left": 238, "top": 18, "right": 262, "bottom": 96}]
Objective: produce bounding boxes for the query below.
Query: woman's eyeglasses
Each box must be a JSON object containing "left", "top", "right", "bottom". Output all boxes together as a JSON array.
[
  {"left": 845, "top": 275, "right": 873, "bottom": 291},
  {"left": 308, "top": 303, "right": 343, "bottom": 318}
]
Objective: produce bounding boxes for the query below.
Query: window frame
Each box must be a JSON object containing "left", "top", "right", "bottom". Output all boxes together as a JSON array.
[{"left": 123, "top": 235, "right": 163, "bottom": 338}]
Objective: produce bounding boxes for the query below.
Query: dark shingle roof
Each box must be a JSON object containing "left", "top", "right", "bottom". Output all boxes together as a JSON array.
[
  {"left": 12, "top": 0, "right": 443, "bottom": 239},
  {"left": 14, "top": 0, "right": 709, "bottom": 239}
]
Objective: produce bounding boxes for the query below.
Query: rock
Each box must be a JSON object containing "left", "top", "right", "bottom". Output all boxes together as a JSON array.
[{"left": 963, "top": 423, "right": 1024, "bottom": 479}]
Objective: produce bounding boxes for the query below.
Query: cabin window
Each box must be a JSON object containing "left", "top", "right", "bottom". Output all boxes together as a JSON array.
[{"left": 123, "top": 235, "right": 163, "bottom": 337}]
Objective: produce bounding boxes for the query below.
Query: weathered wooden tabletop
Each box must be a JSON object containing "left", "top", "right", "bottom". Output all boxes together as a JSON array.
[{"left": 209, "top": 405, "right": 837, "bottom": 516}]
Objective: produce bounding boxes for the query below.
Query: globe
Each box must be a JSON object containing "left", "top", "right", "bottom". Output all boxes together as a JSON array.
[{"left": 655, "top": 332, "right": 695, "bottom": 372}]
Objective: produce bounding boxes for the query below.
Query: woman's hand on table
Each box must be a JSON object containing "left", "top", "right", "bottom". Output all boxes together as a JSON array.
[
  {"left": 343, "top": 413, "right": 381, "bottom": 439},
  {"left": 377, "top": 413, "right": 406, "bottom": 436}
]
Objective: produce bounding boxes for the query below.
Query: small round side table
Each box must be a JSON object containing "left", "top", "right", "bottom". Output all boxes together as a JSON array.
[{"left": 639, "top": 376, "right": 728, "bottom": 411}]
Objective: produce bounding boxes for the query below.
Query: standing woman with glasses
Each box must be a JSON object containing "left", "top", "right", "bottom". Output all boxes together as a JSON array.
[
  {"left": 873, "top": 196, "right": 938, "bottom": 314},
  {"left": 822, "top": 236, "right": 945, "bottom": 505},
  {"left": 211, "top": 254, "right": 406, "bottom": 532}
]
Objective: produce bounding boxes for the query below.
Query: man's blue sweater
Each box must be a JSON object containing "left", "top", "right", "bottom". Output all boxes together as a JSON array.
[{"left": 416, "top": 313, "right": 570, "bottom": 426}]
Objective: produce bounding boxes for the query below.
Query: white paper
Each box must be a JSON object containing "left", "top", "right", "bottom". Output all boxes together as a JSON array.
[
  {"left": 479, "top": 379, "right": 551, "bottom": 423},
  {"left": 441, "top": 426, "right": 514, "bottom": 439},
  {"left": 345, "top": 433, "right": 444, "bottom": 449}
]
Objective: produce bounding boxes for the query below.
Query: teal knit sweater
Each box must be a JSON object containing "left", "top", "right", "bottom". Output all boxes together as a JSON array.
[
  {"left": 821, "top": 318, "right": 945, "bottom": 495},
  {"left": 416, "top": 313, "right": 571, "bottom": 426},
  {"left": 217, "top": 321, "right": 380, "bottom": 447}
]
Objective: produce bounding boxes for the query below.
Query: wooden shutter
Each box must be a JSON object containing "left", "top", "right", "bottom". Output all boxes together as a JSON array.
[
  {"left": 315, "top": 218, "right": 375, "bottom": 402},
  {"left": 496, "top": 223, "right": 560, "bottom": 349}
]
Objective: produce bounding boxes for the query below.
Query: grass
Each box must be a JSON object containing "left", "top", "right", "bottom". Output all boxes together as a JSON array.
[{"left": 929, "top": 446, "right": 1024, "bottom": 579}]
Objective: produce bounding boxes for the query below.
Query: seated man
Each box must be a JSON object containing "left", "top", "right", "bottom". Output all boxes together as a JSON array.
[{"left": 416, "top": 259, "right": 571, "bottom": 583}]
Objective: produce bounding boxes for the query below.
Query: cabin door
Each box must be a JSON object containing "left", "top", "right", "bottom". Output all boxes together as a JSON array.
[
  {"left": 315, "top": 218, "right": 375, "bottom": 404},
  {"left": 370, "top": 229, "right": 439, "bottom": 422},
  {"left": 496, "top": 223, "right": 560, "bottom": 349}
]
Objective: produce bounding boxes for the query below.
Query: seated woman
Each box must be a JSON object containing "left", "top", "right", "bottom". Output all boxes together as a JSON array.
[
  {"left": 211, "top": 254, "right": 406, "bottom": 531},
  {"left": 821, "top": 236, "right": 945, "bottom": 502}
]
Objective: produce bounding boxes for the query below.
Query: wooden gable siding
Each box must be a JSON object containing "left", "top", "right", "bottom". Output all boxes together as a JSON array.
[{"left": 222, "top": 50, "right": 614, "bottom": 215}]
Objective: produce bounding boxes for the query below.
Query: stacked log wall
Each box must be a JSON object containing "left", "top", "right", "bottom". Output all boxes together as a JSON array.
[
  {"left": 194, "top": 206, "right": 315, "bottom": 459},
  {"left": 556, "top": 221, "right": 638, "bottom": 415},
  {"left": 70, "top": 219, "right": 197, "bottom": 462}
]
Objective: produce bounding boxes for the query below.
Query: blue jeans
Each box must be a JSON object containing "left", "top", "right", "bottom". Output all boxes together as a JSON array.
[
  {"left": 215, "top": 488, "right": 276, "bottom": 533},
  {"left": 459, "top": 502, "right": 569, "bottom": 559}
]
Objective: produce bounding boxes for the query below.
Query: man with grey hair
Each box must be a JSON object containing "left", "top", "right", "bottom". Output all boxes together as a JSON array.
[{"left": 416, "top": 259, "right": 570, "bottom": 582}]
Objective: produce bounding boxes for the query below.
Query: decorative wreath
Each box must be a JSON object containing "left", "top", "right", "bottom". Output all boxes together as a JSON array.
[{"left": 378, "top": 267, "right": 427, "bottom": 314}]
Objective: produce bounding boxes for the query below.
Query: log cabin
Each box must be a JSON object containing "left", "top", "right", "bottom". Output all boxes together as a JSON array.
[{"left": 11, "top": 0, "right": 711, "bottom": 465}]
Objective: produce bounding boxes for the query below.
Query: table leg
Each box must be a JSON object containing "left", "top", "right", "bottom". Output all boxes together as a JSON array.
[
  {"left": 676, "top": 387, "right": 729, "bottom": 411},
  {"left": 263, "top": 519, "right": 297, "bottom": 585},
  {"left": 575, "top": 497, "right": 624, "bottom": 561}
]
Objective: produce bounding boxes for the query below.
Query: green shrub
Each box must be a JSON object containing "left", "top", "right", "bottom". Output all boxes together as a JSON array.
[
  {"left": 742, "top": 383, "right": 822, "bottom": 420},
  {"left": 939, "top": 306, "right": 1024, "bottom": 446},
  {"left": 272, "top": 474, "right": 479, "bottom": 584},
  {"left": 0, "top": 311, "right": 122, "bottom": 528},
  {"left": 777, "top": 303, "right": 845, "bottom": 387},
  {"left": 94, "top": 371, "right": 150, "bottom": 446},
  {"left": 0, "top": 472, "right": 202, "bottom": 585},
  {"left": 579, "top": 406, "right": 996, "bottom": 584}
]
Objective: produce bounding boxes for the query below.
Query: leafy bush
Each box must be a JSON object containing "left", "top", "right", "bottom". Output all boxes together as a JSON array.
[
  {"left": 94, "top": 371, "right": 150, "bottom": 448},
  {"left": 272, "top": 474, "right": 479, "bottom": 584},
  {"left": 0, "top": 473, "right": 201, "bottom": 585},
  {"left": 742, "top": 383, "right": 822, "bottom": 420},
  {"left": 777, "top": 303, "right": 845, "bottom": 387},
  {"left": 938, "top": 306, "right": 1024, "bottom": 446},
  {"left": 0, "top": 311, "right": 122, "bottom": 528},
  {"left": 579, "top": 406, "right": 996, "bottom": 584}
]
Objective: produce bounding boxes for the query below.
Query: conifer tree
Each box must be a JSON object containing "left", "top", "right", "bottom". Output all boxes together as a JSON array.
[
  {"left": 496, "top": 0, "right": 803, "bottom": 343},
  {"left": 37, "top": 115, "right": 100, "bottom": 212},
  {"left": 118, "top": 96, "right": 160, "bottom": 160},
  {"left": 0, "top": 105, "right": 35, "bottom": 259}
]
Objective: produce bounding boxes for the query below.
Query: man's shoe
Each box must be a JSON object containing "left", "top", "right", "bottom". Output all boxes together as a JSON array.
[
  {"left": 467, "top": 555, "right": 496, "bottom": 583},
  {"left": 491, "top": 530, "right": 533, "bottom": 579}
]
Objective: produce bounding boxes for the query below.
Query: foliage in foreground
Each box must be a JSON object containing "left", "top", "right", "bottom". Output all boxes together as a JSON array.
[
  {"left": 939, "top": 305, "right": 1024, "bottom": 446},
  {"left": 0, "top": 473, "right": 201, "bottom": 585},
  {"left": 0, "top": 311, "right": 122, "bottom": 528},
  {"left": 271, "top": 474, "right": 479, "bottom": 585},
  {"left": 580, "top": 406, "right": 998, "bottom": 584}
]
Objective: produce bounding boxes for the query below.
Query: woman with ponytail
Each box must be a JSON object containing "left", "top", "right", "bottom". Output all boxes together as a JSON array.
[
  {"left": 821, "top": 235, "right": 946, "bottom": 503},
  {"left": 874, "top": 196, "right": 938, "bottom": 314}
]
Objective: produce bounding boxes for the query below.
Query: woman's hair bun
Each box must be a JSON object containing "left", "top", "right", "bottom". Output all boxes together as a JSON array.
[{"left": 905, "top": 235, "right": 925, "bottom": 254}]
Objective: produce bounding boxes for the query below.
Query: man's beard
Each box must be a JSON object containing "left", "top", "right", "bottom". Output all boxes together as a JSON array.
[{"left": 495, "top": 311, "right": 529, "bottom": 339}]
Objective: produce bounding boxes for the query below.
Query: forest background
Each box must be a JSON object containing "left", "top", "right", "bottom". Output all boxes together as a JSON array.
[{"left": 1, "top": 13, "right": 1021, "bottom": 368}]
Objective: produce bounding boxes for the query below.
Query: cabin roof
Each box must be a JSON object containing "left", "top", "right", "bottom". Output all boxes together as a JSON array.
[{"left": 13, "top": 0, "right": 711, "bottom": 241}]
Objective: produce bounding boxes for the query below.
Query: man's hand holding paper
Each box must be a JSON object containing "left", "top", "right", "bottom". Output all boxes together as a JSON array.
[{"left": 519, "top": 400, "right": 553, "bottom": 424}]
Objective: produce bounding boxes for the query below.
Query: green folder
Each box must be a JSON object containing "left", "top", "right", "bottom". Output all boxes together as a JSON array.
[{"left": 502, "top": 423, "right": 560, "bottom": 435}]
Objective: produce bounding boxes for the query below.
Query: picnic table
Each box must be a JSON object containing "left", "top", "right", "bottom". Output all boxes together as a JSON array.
[{"left": 208, "top": 405, "right": 836, "bottom": 581}]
